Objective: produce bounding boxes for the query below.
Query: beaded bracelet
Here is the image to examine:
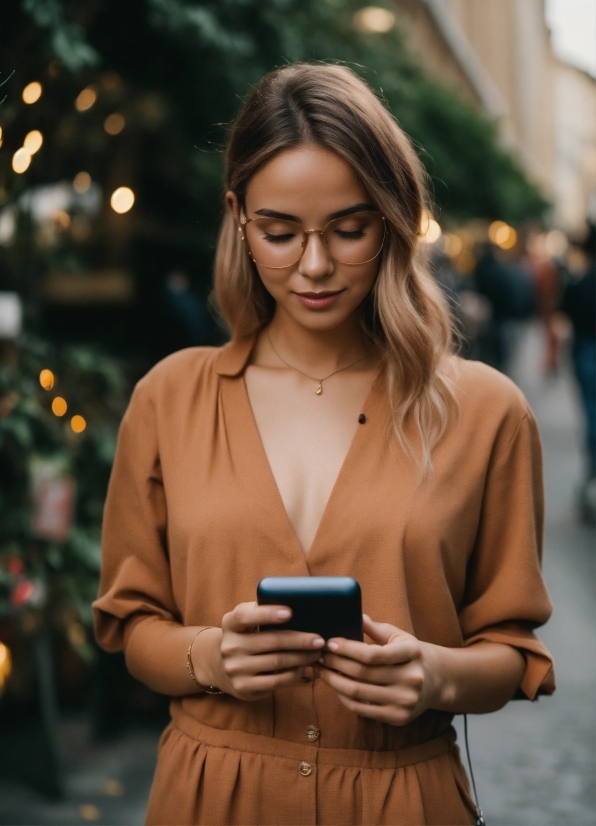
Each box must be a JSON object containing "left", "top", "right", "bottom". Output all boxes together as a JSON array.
[{"left": 186, "top": 626, "right": 224, "bottom": 694}]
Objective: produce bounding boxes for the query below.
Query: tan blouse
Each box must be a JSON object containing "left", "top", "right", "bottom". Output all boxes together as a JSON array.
[{"left": 93, "top": 334, "right": 554, "bottom": 826}]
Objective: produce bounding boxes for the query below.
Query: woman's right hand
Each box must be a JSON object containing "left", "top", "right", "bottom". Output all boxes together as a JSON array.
[{"left": 193, "top": 602, "right": 325, "bottom": 701}]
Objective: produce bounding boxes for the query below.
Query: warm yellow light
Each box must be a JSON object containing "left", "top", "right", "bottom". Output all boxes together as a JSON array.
[
  {"left": 0, "top": 126, "right": 3, "bottom": 147},
  {"left": 499, "top": 227, "right": 517, "bottom": 250},
  {"left": 104, "top": 113, "right": 125, "bottom": 135},
  {"left": 79, "top": 805, "right": 101, "bottom": 822},
  {"left": 353, "top": 6, "right": 395, "bottom": 33},
  {"left": 39, "top": 369, "right": 55, "bottom": 390},
  {"left": 110, "top": 186, "right": 135, "bottom": 214},
  {"left": 443, "top": 233, "right": 463, "bottom": 257},
  {"left": 103, "top": 780, "right": 125, "bottom": 797},
  {"left": 52, "top": 397, "right": 68, "bottom": 416},
  {"left": 454, "top": 249, "right": 477, "bottom": 274},
  {"left": 12, "top": 148, "right": 32, "bottom": 174},
  {"left": 75, "top": 87, "right": 97, "bottom": 112},
  {"left": 22, "top": 82, "right": 42, "bottom": 104},
  {"left": 0, "top": 642, "right": 12, "bottom": 690},
  {"left": 73, "top": 171, "right": 92, "bottom": 193},
  {"left": 53, "top": 210, "right": 71, "bottom": 229},
  {"left": 419, "top": 210, "right": 442, "bottom": 244},
  {"left": 70, "top": 414, "right": 87, "bottom": 433},
  {"left": 488, "top": 220, "right": 512, "bottom": 246},
  {"left": 23, "top": 130, "right": 43, "bottom": 154}
]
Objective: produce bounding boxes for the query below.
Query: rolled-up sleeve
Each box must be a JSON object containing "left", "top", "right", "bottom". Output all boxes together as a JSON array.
[{"left": 459, "top": 408, "right": 555, "bottom": 700}]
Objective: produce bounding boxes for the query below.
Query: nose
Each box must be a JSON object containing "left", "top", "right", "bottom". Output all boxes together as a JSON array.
[{"left": 298, "top": 231, "right": 334, "bottom": 279}]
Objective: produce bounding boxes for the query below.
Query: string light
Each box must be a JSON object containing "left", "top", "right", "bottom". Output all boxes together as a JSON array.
[
  {"left": 79, "top": 805, "right": 101, "bottom": 821},
  {"left": 23, "top": 130, "right": 43, "bottom": 154},
  {"left": 0, "top": 126, "right": 3, "bottom": 148},
  {"left": 73, "top": 171, "right": 92, "bottom": 193},
  {"left": 12, "top": 148, "right": 31, "bottom": 174},
  {"left": 52, "top": 397, "right": 68, "bottom": 416},
  {"left": 0, "top": 642, "right": 12, "bottom": 691},
  {"left": 39, "top": 369, "right": 55, "bottom": 390},
  {"left": 70, "top": 415, "right": 87, "bottom": 433},
  {"left": 110, "top": 186, "right": 135, "bottom": 214},
  {"left": 353, "top": 7, "right": 395, "bottom": 33},
  {"left": 104, "top": 113, "right": 125, "bottom": 135},
  {"left": 22, "top": 82, "right": 42, "bottom": 104},
  {"left": 75, "top": 87, "right": 97, "bottom": 112}
]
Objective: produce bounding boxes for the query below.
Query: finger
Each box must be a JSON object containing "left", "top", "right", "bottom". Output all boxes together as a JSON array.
[
  {"left": 362, "top": 615, "right": 410, "bottom": 647},
  {"left": 228, "top": 650, "right": 322, "bottom": 678},
  {"left": 238, "top": 667, "right": 306, "bottom": 697},
  {"left": 326, "top": 637, "right": 419, "bottom": 666},
  {"left": 316, "top": 664, "right": 391, "bottom": 706},
  {"left": 318, "top": 652, "right": 396, "bottom": 685},
  {"left": 224, "top": 602, "right": 293, "bottom": 632},
  {"left": 244, "top": 630, "right": 326, "bottom": 653}
]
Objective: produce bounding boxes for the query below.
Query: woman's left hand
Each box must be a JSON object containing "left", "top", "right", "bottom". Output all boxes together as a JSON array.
[{"left": 314, "top": 614, "right": 441, "bottom": 726}]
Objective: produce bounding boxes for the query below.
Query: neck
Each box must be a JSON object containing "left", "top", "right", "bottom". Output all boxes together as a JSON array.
[{"left": 267, "top": 308, "right": 372, "bottom": 374}]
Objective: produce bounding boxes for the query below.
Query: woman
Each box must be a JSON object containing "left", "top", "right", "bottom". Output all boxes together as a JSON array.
[{"left": 94, "top": 64, "right": 554, "bottom": 826}]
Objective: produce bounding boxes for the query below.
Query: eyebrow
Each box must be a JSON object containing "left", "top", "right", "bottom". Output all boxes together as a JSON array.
[{"left": 253, "top": 203, "right": 376, "bottom": 222}]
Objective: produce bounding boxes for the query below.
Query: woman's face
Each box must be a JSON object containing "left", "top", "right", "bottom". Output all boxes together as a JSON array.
[{"left": 226, "top": 145, "right": 383, "bottom": 333}]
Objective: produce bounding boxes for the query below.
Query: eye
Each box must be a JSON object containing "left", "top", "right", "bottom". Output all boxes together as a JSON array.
[
  {"left": 335, "top": 228, "right": 365, "bottom": 241},
  {"left": 263, "top": 232, "right": 297, "bottom": 244}
]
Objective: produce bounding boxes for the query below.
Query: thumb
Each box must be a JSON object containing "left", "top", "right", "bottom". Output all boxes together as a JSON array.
[{"left": 363, "top": 614, "right": 405, "bottom": 645}]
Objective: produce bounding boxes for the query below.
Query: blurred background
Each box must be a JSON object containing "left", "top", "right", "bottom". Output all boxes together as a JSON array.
[{"left": 0, "top": 1, "right": 594, "bottom": 823}]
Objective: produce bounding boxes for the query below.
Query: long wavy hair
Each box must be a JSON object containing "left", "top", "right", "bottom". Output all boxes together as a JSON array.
[{"left": 214, "top": 63, "right": 457, "bottom": 472}]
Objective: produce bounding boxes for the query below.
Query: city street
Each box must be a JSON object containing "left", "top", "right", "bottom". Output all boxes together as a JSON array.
[{"left": 0, "top": 323, "right": 594, "bottom": 826}]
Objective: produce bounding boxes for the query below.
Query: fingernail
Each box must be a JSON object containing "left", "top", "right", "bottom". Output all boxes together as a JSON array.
[
  {"left": 276, "top": 609, "right": 291, "bottom": 619},
  {"left": 312, "top": 638, "right": 325, "bottom": 647},
  {"left": 327, "top": 641, "right": 339, "bottom": 652}
]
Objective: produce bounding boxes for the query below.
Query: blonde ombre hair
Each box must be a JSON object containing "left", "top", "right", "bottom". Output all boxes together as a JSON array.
[{"left": 214, "top": 63, "right": 457, "bottom": 472}]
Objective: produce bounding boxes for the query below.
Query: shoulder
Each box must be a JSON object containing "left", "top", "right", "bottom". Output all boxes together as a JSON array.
[
  {"left": 135, "top": 346, "right": 221, "bottom": 399},
  {"left": 445, "top": 355, "right": 534, "bottom": 440}
]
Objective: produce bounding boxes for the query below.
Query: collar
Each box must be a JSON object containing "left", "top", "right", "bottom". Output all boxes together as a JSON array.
[{"left": 213, "top": 332, "right": 259, "bottom": 377}]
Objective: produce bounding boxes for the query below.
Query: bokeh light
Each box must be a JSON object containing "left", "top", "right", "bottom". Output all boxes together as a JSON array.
[
  {"left": 488, "top": 220, "right": 517, "bottom": 249},
  {"left": 75, "top": 87, "right": 97, "bottom": 112},
  {"left": 443, "top": 233, "right": 463, "bottom": 257},
  {"left": 23, "top": 130, "right": 43, "bottom": 154},
  {"left": 103, "top": 780, "right": 125, "bottom": 797},
  {"left": 39, "top": 369, "right": 55, "bottom": 390},
  {"left": 52, "top": 397, "right": 68, "bottom": 416},
  {"left": 0, "top": 126, "right": 3, "bottom": 147},
  {"left": 70, "top": 415, "right": 87, "bottom": 433},
  {"left": 419, "top": 209, "right": 442, "bottom": 244},
  {"left": 12, "top": 148, "right": 32, "bottom": 174},
  {"left": 110, "top": 186, "right": 135, "bottom": 214},
  {"left": 22, "top": 82, "right": 42, "bottom": 104},
  {"left": 104, "top": 113, "right": 125, "bottom": 135},
  {"left": 79, "top": 804, "right": 101, "bottom": 821},
  {"left": 353, "top": 7, "right": 395, "bottom": 33},
  {"left": 73, "top": 171, "right": 92, "bottom": 193},
  {"left": 0, "top": 642, "right": 12, "bottom": 691},
  {"left": 545, "top": 229, "right": 569, "bottom": 257}
]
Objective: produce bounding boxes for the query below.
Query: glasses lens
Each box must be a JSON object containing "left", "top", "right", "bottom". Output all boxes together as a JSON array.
[
  {"left": 325, "top": 212, "right": 385, "bottom": 264},
  {"left": 245, "top": 218, "right": 304, "bottom": 268}
]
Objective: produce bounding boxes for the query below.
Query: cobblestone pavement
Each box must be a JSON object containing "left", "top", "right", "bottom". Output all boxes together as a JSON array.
[{"left": 0, "top": 323, "right": 594, "bottom": 825}]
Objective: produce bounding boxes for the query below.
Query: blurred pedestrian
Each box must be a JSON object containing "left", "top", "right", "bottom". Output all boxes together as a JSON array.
[
  {"left": 94, "top": 64, "right": 554, "bottom": 826},
  {"left": 474, "top": 242, "right": 536, "bottom": 373},
  {"left": 561, "top": 225, "right": 596, "bottom": 521},
  {"left": 524, "top": 227, "right": 563, "bottom": 375}
]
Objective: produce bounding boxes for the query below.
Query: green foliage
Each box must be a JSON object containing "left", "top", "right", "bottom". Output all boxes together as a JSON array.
[{"left": 0, "top": 336, "right": 128, "bottom": 656}]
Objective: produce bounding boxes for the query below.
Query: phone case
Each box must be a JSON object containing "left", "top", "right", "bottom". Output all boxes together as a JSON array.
[{"left": 257, "top": 576, "right": 363, "bottom": 641}]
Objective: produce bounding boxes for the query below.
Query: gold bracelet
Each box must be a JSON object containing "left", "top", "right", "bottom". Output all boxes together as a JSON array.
[{"left": 186, "top": 626, "right": 224, "bottom": 694}]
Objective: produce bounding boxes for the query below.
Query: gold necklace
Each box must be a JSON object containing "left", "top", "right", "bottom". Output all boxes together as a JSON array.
[{"left": 266, "top": 330, "right": 370, "bottom": 395}]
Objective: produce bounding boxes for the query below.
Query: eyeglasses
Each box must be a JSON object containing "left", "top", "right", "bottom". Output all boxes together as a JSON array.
[{"left": 239, "top": 210, "right": 386, "bottom": 269}]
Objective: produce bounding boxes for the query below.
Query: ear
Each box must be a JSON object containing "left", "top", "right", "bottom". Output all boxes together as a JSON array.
[{"left": 225, "top": 191, "right": 241, "bottom": 224}]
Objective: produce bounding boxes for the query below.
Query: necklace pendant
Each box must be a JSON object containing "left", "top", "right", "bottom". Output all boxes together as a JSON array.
[{"left": 315, "top": 381, "right": 323, "bottom": 395}]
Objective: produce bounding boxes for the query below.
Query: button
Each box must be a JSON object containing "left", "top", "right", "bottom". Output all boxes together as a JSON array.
[
  {"left": 306, "top": 726, "right": 320, "bottom": 742},
  {"left": 302, "top": 666, "right": 314, "bottom": 682},
  {"left": 299, "top": 762, "right": 312, "bottom": 776}
]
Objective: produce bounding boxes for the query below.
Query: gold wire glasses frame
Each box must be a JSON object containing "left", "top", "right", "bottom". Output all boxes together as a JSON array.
[{"left": 238, "top": 210, "right": 387, "bottom": 269}]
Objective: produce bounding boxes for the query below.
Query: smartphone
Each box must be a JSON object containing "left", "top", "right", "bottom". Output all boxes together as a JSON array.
[{"left": 257, "top": 576, "right": 363, "bottom": 641}]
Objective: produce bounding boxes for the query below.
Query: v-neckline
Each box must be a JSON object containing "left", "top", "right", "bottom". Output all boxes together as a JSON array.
[{"left": 240, "top": 370, "right": 380, "bottom": 562}]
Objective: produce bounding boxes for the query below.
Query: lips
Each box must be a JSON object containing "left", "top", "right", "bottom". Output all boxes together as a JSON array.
[{"left": 294, "top": 290, "right": 344, "bottom": 310}]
